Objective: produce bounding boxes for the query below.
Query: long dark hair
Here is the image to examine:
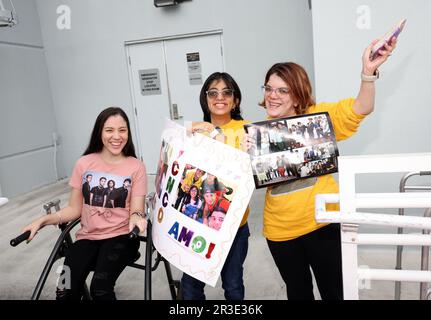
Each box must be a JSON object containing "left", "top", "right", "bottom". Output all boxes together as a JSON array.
[
  {"left": 183, "top": 185, "right": 200, "bottom": 205},
  {"left": 83, "top": 107, "right": 137, "bottom": 158},
  {"left": 199, "top": 72, "right": 243, "bottom": 122}
]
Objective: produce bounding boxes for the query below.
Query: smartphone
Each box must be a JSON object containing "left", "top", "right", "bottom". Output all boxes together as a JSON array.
[{"left": 370, "top": 18, "right": 406, "bottom": 61}]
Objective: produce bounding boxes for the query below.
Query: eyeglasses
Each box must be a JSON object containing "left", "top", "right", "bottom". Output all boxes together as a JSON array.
[
  {"left": 206, "top": 89, "right": 235, "bottom": 99},
  {"left": 262, "top": 85, "right": 290, "bottom": 97}
]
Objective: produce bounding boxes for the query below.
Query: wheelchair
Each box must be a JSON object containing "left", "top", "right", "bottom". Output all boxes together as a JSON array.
[{"left": 10, "top": 192, "right": 181, "bottom": 300}]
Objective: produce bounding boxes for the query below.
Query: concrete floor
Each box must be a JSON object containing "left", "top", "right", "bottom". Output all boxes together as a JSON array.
[{"left": 0, "top": 177, "right": 428, "bottom": 300}]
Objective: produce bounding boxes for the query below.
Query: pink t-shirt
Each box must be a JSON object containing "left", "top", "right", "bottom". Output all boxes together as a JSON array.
[{"left": 69, "top": 153, "right": 147, "bottom": 240}]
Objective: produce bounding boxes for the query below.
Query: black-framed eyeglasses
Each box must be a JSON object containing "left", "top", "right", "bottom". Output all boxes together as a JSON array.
[
  {"left": 261, "top": 85, "right": 290, "bottom": 97},
  {"left": 206, "top": 89, "right": 235, "bottom": 99}
]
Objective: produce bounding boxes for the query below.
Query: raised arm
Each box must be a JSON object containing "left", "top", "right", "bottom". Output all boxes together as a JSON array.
[{"left": 353, "top": 38, "right": 397, "bottom": 115}]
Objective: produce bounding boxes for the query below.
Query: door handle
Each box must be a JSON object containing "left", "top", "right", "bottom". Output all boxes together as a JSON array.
[{"left": 171, "top": 103, "right": 183, "bottom": 120}]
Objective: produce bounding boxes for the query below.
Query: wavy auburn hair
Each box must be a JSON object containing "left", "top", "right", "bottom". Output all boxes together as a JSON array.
[{"left": 259, "top": 62, "right": 315, "bottom": 115}]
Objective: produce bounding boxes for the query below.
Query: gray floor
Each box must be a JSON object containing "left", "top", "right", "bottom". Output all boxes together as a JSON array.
[{"left": 0, "top": 177, "right": 428, "bottom": 300}]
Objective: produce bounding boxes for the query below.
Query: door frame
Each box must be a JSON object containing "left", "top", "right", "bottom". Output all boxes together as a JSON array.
[{"left": 124, "top": 29, "right": 225, "bottom": 165}]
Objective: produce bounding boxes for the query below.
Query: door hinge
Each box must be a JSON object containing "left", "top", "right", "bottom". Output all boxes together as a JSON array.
[
  {"left": 128, "top": 56, "right": 131, "bottom": 65},
  {"left": 135, "top": 108, "right": 137, "bottom": 116},
  {"left": 220, "top": 46, "right": 223, "bottom": 56}
]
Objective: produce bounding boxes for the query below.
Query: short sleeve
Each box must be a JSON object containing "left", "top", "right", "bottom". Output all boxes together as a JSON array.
[
  {"left": 131, "top": 160, "right": 147, "bottom": 198},
  {"left": 69, "top": 157, "right": 85, "bottom": 190}
]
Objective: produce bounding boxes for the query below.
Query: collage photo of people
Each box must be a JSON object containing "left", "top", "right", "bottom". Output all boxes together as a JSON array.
[
  {"left": 172, "top": 165, "right": 236, "bottom": 232},
  {"left": 82, "top": 171, "right": 132, "bottom": 208},
  {"left": 245, "top": 112, "right": 339, "bottom": 188}
]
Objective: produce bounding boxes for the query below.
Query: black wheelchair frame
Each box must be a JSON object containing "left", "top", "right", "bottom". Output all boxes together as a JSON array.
[{"left": 11, "top": 193, "right": 181, "bottom": 300}]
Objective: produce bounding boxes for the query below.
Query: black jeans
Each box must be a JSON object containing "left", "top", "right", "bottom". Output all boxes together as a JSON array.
[
  {"left": 57, "top": 234, "right": 139, "bottom": 300},
  {"left": 267, "top": 223, "right": 343, "bottom": 300}
]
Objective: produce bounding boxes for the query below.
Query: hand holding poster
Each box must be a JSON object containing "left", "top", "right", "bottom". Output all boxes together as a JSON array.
[
  {"left": 244, "top": 112, "right": 339, "bottom": 189},
  {"left": 152, "top": 119, "right": 254, "bottom": 287}
]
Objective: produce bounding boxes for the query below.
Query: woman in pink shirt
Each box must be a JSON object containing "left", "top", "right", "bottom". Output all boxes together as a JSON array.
[{"left": 21, "top": 107, "right": 148, "bottom": 300}]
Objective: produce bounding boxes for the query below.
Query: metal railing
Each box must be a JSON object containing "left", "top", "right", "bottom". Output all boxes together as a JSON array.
[
  {"left": 315, "top": 152, "right": 431, "bottom": 300},
  {"left": 395, "top": 171, "right": 431, "bottom": 300},
  {"left": 316, "top": 193, "right": 431, "bottom": 300}
]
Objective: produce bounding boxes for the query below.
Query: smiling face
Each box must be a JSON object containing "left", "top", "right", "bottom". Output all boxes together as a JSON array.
[
  {"left": 206, "top": 79, "right": 237, "bottom": 119},
  {"left": 208, "top": 210, "right": 225, "bottom": 231},
  {"left": 264, "top": 74, "right": 297, "bottom": 119},
  {"left": 203, "top": 192, "right": 216, "bottom": 205},
  {"left": 189, "top": 186, "right": 198, "bottom": 199},
  {"left": 101, "top": 115, "right": 128, "bottom": 157}
]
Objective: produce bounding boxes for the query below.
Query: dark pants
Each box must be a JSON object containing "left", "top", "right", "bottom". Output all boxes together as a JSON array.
[
  {"left": 181, "top": 223, "right": 250, "bottom": 300},
  {"left": 56, "top": 234, "right": 139, "bottom": 300},
  {"left": 267, "top": 223, "right": 343, "bottom": 300},
  {"left": 174, "top": 188, "right": 186, "bottom": 210}
]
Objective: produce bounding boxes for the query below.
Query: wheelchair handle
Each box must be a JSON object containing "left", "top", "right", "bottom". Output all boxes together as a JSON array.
[
  {"left": 129, "top": 226, "right": 140, "bottom": 240},
  {"left": 10, "top": 230, "right": 31, "bottom": 247}
]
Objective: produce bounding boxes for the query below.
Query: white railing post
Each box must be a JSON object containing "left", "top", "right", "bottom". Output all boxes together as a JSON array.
[
  {"left": 338, "top": 156, "right": 361, "bottom": 299},
  {"left": 315, "top": 152, "right": 431, "bottom": 300}
]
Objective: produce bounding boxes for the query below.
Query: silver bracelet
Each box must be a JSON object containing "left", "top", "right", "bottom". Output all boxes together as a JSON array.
[{"left": 131, "top": 211, "right": 150, "bottom": 221}]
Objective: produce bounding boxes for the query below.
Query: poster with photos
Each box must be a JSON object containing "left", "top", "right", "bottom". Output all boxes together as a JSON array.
[
  {"left": 151, "top": 119, "right": 254, "bottom": 287},
  {"left": 244, "top": 112, "right": 339, "bottom": 189}
]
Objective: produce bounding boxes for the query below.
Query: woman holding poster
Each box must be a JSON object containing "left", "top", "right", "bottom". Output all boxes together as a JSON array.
[
  {"left": 251, "top": 39, "right": 397, "bottom": 300},
  {"left": 182, "top": 72, "right": 251, "bottom": 300}
]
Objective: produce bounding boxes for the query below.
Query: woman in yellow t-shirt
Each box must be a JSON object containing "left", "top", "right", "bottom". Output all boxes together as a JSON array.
[
  {"left": 182, "top": 72, "right": 250, "bottom": 300},
  {"left": 253, "top": 39, "right": 397, "bottom": 300}
]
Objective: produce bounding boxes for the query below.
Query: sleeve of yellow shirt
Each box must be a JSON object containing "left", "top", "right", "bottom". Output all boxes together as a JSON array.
[{"left": 311, "top": 98, "right": 366, "bottom": 142}]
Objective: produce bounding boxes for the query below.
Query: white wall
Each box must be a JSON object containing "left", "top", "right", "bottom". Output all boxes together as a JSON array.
[
  {"left": 35, "top": 0, "right": 315, "bottom": 176},
  {"left": 311, "top": 0, "right": 431, "bottom": 193},
  {"left": 0, "top": 0, "right": 62, "bottom": 198}
]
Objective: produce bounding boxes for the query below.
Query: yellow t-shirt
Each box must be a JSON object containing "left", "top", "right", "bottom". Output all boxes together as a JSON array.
[
  {"left": 219, "top": 119, "right": 251, "bottom": 227},
  {"left": 264, "top": 98, "right": 366, "bottom": 241}
]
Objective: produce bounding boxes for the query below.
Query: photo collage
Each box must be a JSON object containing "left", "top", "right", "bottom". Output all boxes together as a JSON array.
[
  {"left": 244, "top": 112, "right": 339, "bottom": 188},
  {"left": 172, "top": 165, "right": 236, "bottom": 232}
]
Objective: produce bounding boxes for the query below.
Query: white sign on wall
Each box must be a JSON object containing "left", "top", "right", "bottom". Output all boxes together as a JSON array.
[
  {"left": 186, "top": 52, "right": 203, "bottom": 85},
  {"left": 139, "top": 68, "right": 161, "bottom": 95}
]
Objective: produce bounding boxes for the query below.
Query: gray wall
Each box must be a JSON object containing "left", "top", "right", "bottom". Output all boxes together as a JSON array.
[
  {"left": 0, "top": 0, "right": 63, "bottom": 198},
  {"left": 311, "top": 0, "right": 431, "bottom": 193},
  {"left": 35, "top": 0, "right": 315, "bottom": 177},
  {"left": 4, "top": 0, "right": 430, "bottom": 199}
]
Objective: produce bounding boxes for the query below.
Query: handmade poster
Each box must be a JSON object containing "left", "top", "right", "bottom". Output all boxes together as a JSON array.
[
  {"left": 244, "top": 112, "right": 339, "bottom": 189},
  {"left": 151, "top": 119, "right": 254, "bottom": 287}
]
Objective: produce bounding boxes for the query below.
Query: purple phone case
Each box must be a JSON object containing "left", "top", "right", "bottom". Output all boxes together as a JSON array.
[{"left": 370, "top": 20, "right": 406, "bottom": 60}]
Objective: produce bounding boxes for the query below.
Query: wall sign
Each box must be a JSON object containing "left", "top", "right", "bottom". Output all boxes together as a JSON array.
[
  {"left": 186, "top": 52, "right": 203, "bottom": 85},
  {"left": 139, "top": 68, "right": 161, "bottom": 95}
]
